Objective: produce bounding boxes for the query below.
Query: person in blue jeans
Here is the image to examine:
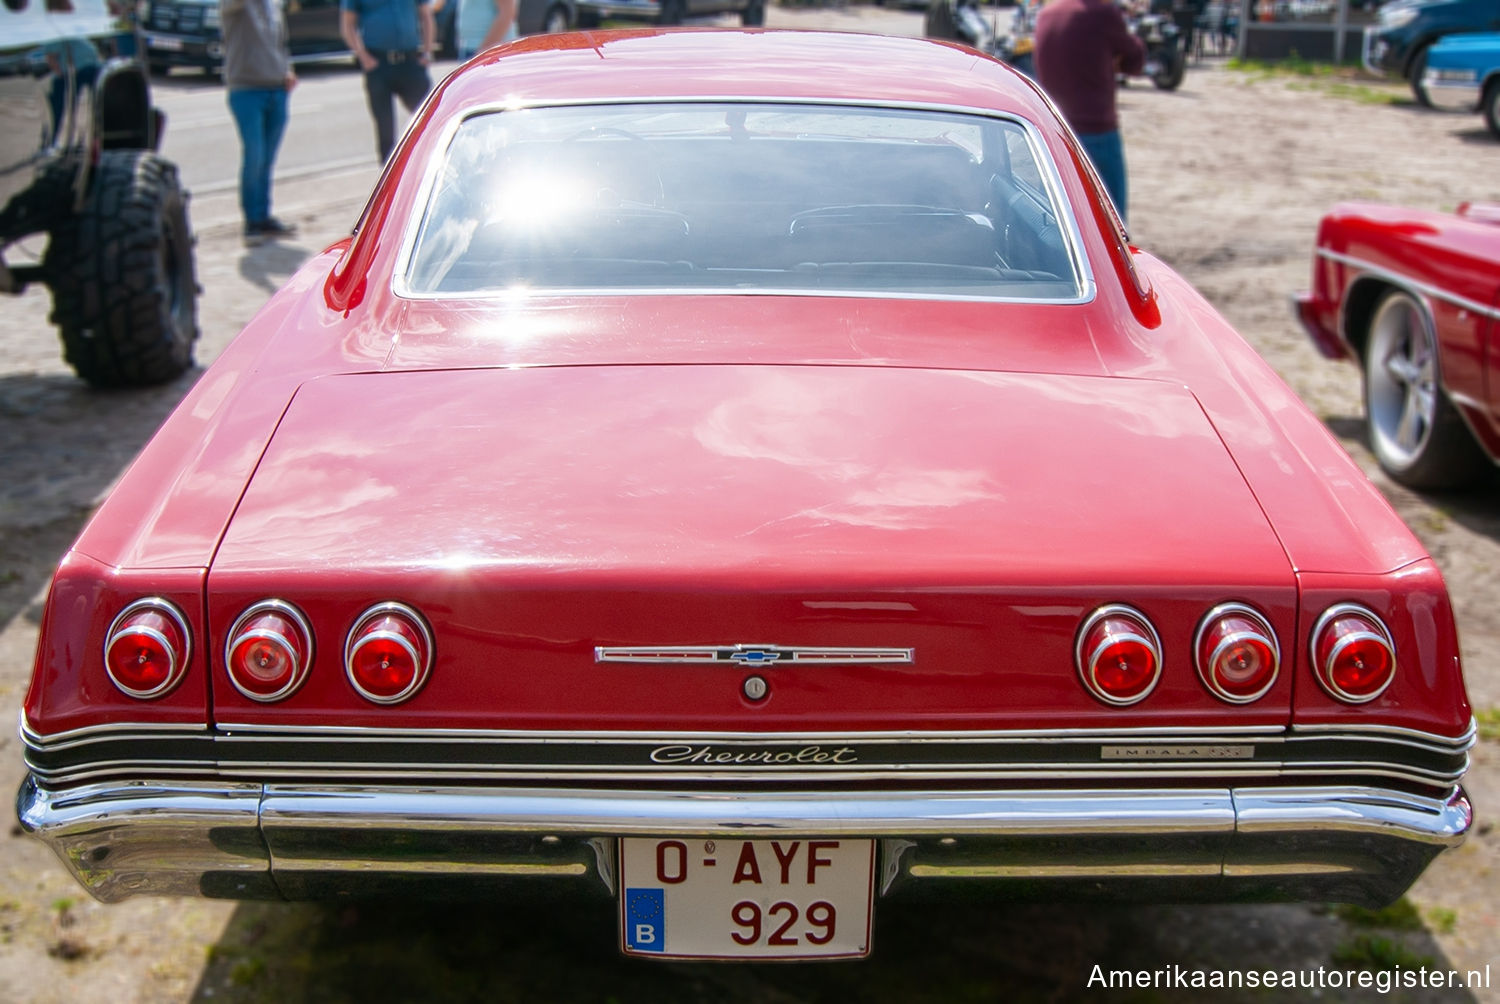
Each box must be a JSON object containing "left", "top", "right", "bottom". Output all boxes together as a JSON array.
[
  {"left": 221, "top": 0, "right": 298, "bottom": 247},
  {"left": 1033, "top": 0, "right": 1145, "bottom": 222},
  {"left": 341, "top": 0, "right": 436, "bottom": 163}
]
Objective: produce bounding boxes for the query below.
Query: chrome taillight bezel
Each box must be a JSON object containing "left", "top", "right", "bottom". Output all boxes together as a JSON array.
[
  {"left": 1310, "top": 602, "right": 1397, "bottom": 704},
  {"left": 224, "top": 599, "right": 315, "bottom": 703},
  {"left": 1193, "top": 602, "right": 1280, "bottom": 704},
  {"left": 104, "top": 597, "right": 192, "bottom": 700},
  {"left": 1075, "top": 603, "right": 1163, "bottom": 707},
  {"left": 343, "top": 601, "right": 434, "bottom": 705}
]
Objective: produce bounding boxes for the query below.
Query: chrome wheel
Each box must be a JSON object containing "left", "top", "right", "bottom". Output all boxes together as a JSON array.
[
  {"left": 1366, "top": 291, "right": 1436, "bottom": 469},
  {"left": 1362, "top": 289, "right": 1483, "bottom": 488}
]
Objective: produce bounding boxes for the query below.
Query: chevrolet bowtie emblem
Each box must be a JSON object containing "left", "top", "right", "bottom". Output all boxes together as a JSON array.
[{"left": 593, "top": 644, "right": 913, "bottom": 665}]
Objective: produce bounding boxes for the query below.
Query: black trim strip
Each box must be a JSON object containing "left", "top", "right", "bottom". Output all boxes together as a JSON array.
[{"left": 22, "top": 727, "right": 1471, "bottom": 791}]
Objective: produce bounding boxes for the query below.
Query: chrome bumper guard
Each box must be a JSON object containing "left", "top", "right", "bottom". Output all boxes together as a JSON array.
[
  {"left": 17, "top": 777, "right": 1471, "bottom": 907},
  {"left": 1420, "top": 75, "right": 1482, "bottom": 113}
]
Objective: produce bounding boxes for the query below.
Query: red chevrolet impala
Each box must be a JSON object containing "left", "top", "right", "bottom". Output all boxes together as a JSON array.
[
  {"left": 1296, "top": 200, "right": 1500, "bottom": 490},
  {"left": 18, "top": 29, "right": 1473, "bottom": 961}
]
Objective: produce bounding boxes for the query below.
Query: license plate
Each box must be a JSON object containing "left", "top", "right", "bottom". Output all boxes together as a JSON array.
[
  {"left": 147, "top": 34, "right": 184, "bottom": 51},
  {"left": 619, "top": 837, "right": 874, "bottom": 960}
]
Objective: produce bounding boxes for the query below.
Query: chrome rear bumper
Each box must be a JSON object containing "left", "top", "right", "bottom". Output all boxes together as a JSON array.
[{"left": 17, "top": 777, "right": 1470, "bottom": 907}]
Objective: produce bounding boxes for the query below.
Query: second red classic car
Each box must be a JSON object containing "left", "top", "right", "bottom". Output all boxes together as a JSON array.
[
  {"left": 17, "top": 29, "right": 1473, "bottom": 961},
  {"left": 1296, "top": 200, "right": 1500, "bottom": 490}
]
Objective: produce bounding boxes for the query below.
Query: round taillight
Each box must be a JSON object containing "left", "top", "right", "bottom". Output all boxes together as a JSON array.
[
  {"left": 105, "top": 598, "right": 191, "bottom": 699},
  {"left": 225, "top": 601, "right": 313, "bottom": 702},
  {"left": 1311, "top": 604, "right": 1396, "bottom": 703},
  {"left": 1076, "top": 604, "right": 1162, "bottom": 706},
  {"left": 1194, "top": 603, "right": 1280, "bottom": 704},
  {"left": 345, "top": 602, "right": 433, "bottom": 705}
]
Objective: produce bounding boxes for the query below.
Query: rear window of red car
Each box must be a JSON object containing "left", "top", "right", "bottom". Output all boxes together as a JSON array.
[{"left": 399, "top": 102, "right": 1088, "bottom": 301}]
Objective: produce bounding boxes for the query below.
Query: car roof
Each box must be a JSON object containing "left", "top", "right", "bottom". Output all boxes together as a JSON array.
[{"left": 436, "top": 28, "right": 1055, "bottom": 120}]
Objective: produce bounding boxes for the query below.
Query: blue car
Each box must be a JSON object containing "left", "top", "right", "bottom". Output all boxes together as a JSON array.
[
  {"left": 1364, "top": 0, "right": 1500, "bottom": 105},
  {"left": 1422, "top": 31, "right": 1500, "bottom": 136}
]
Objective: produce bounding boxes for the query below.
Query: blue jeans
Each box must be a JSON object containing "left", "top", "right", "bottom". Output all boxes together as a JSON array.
[
  {"left": 363, "top": 57, "right": 432, "bottom": 163},
  {"left": 1077, "top": 130, "right": 1128, "bottom": 224},
  {"left": 227, "top": 87, "right": 289, "bottom": 227}
]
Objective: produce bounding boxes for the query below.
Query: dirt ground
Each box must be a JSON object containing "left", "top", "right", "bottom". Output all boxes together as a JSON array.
[{"left": 2, "top": 10, "right": 1499, "bottom": 1001}]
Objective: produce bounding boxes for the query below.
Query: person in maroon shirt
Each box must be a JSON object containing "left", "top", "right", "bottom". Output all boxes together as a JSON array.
[{"left": 1033, "top": 0, "right": 1145, "bottom": 221}]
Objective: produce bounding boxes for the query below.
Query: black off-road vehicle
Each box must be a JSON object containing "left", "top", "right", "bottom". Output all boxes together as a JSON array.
[{"left": 1, "top": 0, "right": 198, "bottom": 388}]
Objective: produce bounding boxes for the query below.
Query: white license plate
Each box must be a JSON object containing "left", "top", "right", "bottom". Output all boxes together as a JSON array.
[
  {"left": 146, "top": 34, "right": 184, "bottom": 51},
  {"left": 619, "top": 837, "right": 875, "bottom": 960}
]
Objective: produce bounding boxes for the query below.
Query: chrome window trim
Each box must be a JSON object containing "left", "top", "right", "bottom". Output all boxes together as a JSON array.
[
  {"left": 1316, "top": 247, "right": 1500, "bottom": 322},
  {"left": 389, "top": 97, "right": 1097, "bottom": 305}
]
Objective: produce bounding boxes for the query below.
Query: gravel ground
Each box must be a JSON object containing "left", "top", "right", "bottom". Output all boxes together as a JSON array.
[{"left": 1, "top": 9, "right": 1498, "bottom": 1001}]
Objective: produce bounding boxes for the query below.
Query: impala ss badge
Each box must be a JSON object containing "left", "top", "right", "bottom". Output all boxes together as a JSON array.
[{"left": 594, "top": 644, "right": 913, "bottom": 665}]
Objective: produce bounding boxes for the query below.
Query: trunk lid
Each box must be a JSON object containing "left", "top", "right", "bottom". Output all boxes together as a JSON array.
[{"left": 208, "top": 364, "right": 1295, "bottom": 730}]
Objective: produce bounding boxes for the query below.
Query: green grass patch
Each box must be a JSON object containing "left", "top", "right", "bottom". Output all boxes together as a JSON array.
[
  {"left": 1228, "top": 55, "right": 1405, "bottom": 104},
  {"left": 1426, "top": 907, "right": 1458, "bottom": 934},
  {"left": 1331, "top": 934, "right": 1434, "bottom": 971},
  {"left": 1334, "top": 897, "right": 1424, "bottom": 930},
  {"left": 1476, "top": 707, "right": 1500, "bottom": 742}
]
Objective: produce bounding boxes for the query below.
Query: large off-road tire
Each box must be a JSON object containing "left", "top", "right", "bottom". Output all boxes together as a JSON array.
[
  {"left": 1361, "top": 288, "right": 1485, "bottom": 489},
  {"left": 44, "top": 149, "right": 199, "bottom": 388}
]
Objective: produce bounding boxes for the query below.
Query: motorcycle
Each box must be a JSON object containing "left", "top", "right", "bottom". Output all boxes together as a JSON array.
[
  {"left": 1129, "top": 10, "right": 1187, "bottom": 90},
  {"left": 924, "top": 0, "right": 1036, "bottom": 76}
]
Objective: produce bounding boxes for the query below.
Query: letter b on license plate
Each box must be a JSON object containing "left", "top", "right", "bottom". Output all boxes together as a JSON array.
[{"left": 619, "top": 837, "right": 875, "bottom": 959}]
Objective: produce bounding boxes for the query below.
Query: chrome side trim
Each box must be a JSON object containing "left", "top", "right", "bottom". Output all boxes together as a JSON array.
[
  {"left": 1288, "top": 717, "right": 1477, "bottom": 748},
  {"left": 206, "top": 723, "right": 1291, "bottom": 742},
  {"left": 19, "top": 713, "right": 209, "bottom": 749},
  {"left": 27, "top": 762, "right": 1468, "bottom": 789},
  {"left": 22, "top": 720, "right": 1472, "bottom": 790},
  {"left": 1315, "top": 247, "right": 1500, "bottom": 322}
]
